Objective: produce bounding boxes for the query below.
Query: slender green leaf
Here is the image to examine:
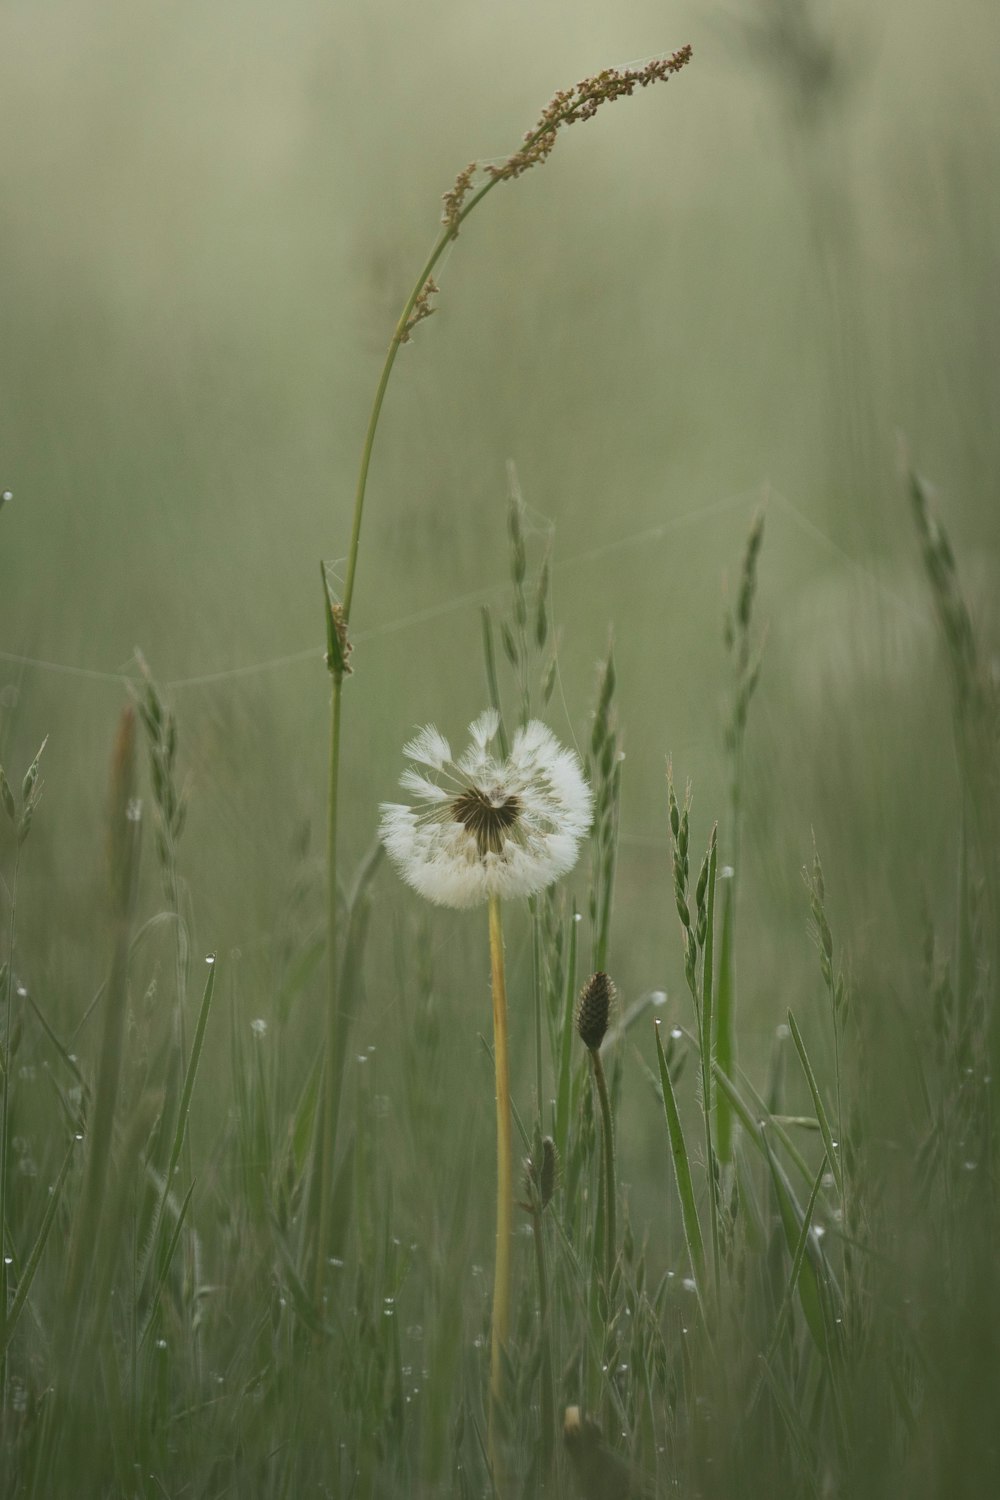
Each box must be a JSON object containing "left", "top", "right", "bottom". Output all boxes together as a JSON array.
[
  {"left": 787, "top": 1009, "right": 843, "bottom": 1196},
  {"left": 654, "top": 1018, "right": 706, "bottom": 1290},
  {"left": 138, "top": 1180, "right": 195, "bottom": 1350},
  {"left": 1, "top": 1136, "right": 75, "bottom": 1356},
  {"left": 554, "top": 903, "right": 578, "bottom": 1161},
  {"left": 760, "top": 1127, "right": 840, "bottom": 1366},
  {"left": 716, "top": 875, "right": 736, "bottom": 1162}
]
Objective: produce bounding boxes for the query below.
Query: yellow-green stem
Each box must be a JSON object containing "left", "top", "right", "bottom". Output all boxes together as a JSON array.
[
  {"left": 488, "top": 893, "right": 513, "bottom": 1483},
  {"left": 315, "top": 675, "right": 344, "bottom": 1306}
]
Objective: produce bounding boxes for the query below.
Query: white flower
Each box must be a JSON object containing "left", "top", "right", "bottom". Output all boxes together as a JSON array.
[{"left": 380, "top": 708, "right": 593, "bottom": 909}]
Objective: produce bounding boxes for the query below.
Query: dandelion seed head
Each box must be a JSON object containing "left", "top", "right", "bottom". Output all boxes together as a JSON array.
[{"left": 380, "top": 711, "right": 592, "bottom": 908}]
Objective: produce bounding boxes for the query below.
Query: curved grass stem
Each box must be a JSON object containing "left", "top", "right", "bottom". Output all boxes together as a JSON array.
[{"left": 315, "top": 39, "right": 693, "bottom": 1307}]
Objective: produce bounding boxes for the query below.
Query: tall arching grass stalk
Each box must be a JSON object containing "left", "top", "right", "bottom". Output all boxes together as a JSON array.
[{"left": 314, "top": 44, "right": 694, "bottom": 1295}]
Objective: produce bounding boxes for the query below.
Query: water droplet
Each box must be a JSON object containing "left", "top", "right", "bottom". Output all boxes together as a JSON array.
[
  {"left": 670, "top": 1025, "right": 683, "bottom": 1040},
  {"left": 126, "top": 798, "right": 142, "bottom": 822},
  {"left": 356, "top": 1054, "right": 368, "bottom": 1065},
  {"left": 1, "top": 490, "right": 12, "bottom": 505},
  {"left": 573, "top": 912, "right": 582, "bottom": 923},
  {"left": 156, "top": 1339, "right": 167, "bottom": 1350},
  {"left": 812, "top": 1224, "right": 826, "bottom": 1240},
  {"left": 327, "top": 1257, "right": 344, "bottom": 1270},
  {"left": 205, "top": 953, "right": 216, "bottom": 967},
  {"left": 776, "top": 1024, "right": 790, "bottom": 1040},
  {"left": 250, "top": 1018, "right": 268, "bottom": 1038},
  {"left": 366, "top": 1044, "right": 376, "bottom": 1054},
  {"left": 963, "top": 1160, "right": 978, "bottom": 1172},
  {"left": 650, "top": 990, "right": 667, "bottom": 1008},
  {"left": 3, "top": 1255, "right": 12, "bottom": 1266},
  {"left": 682, "top": 1277, "right": 696, "bottom": 1293},
  {"left": 720, "top": 864, "right": 735, "bottom": 880},
  {"left": 74, "top": 1133, "right": 84, "bottom": 1143}
]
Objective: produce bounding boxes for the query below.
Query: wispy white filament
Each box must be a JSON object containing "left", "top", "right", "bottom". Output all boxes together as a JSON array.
[{"left": 380, "top": 712, "right": 593, "bottom": 909}]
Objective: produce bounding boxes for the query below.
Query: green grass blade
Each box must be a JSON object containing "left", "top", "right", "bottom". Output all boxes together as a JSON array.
[
  {"left": 480, "top": 606, "right": 509, "bottom": 761},
  {"left": 554, "top": 903, "right": 578, "bottom": 1161},
  {"left": 0, "top": 1136, "right": 75, "bottom": 1357},
  {"left": 787, "top": 1010, "right": 843, "bottom": 1197},
  {"left": 699, "top": 826, "right": 722, "bottom": 1302},
  {"left": 163, "top": 956, "right": 216, "bottom": 1197},
  {"left": 654, "top": 1018, "right": 706, "bottom": 1291},
  {"left": 138, "top": 1179, "right": 195, "bottom": 1350},
  {"left": 713, "top": 1055, "right": 831, "bottom": 1208},
  {"left": 716, "top": 875, "right": 736, "bottom": 1163},
  {"left": 760, "top": 1127, "right": 840, "bottom": 1366},
  {"left": 140, "top": 955, "right": 216, "bottom": 1292},
  {"left": 749, "top": 1152, "right": 827, "bottom": 1416}
]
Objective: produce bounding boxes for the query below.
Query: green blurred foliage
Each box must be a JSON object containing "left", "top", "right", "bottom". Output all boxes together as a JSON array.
[{"left": 0, "top": 0, "right": 998, "bottom": 1311}]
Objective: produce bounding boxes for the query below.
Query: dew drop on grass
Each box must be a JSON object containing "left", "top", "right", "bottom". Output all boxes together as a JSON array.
[
  {"left": 670, "top": 1025, "right": 682, "bottom": 1040},
  {"left": 205, "top": 954, "right": 216, "bottom": 967},
  {"left": 3, "top": 1255, "right": 12, "bottom": 1266},
  {"left": 650, "top": 990, "right": 667, "bottom": 1008},
  {"left": 0, "top": 490, "right": 12, "bottom": 506},
  {"left": 963, "top": 1160, "right": 978, "bottom": 1172}
]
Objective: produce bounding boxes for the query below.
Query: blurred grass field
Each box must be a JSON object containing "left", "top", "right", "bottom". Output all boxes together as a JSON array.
[{"left": 2, "top": 2, "right": 1000, "bottom": 1496}]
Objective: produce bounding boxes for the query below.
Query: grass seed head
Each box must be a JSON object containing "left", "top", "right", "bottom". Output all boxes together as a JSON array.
[{"left": 576, "top": 970, "right": 616, "bottom": 1051}]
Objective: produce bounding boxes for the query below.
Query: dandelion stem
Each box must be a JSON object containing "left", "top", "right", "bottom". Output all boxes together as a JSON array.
[{"left": 488, "top": 892, "right": 513, "bottom": 1483}]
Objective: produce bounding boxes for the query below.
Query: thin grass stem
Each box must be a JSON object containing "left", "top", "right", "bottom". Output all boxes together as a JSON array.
[
  {"left": 487, "top": 893, "right": 513, "bottom": 1488},
  {"left": 590, "top": 1047, "right": 616, "bottom": 1292}
]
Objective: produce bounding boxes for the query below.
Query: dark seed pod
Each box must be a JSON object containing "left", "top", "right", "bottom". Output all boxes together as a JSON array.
[{"left": 575, "top": 971, "right": 616, "bottom": 1051}]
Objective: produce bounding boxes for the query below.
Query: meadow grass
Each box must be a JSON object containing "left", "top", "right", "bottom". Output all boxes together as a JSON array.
[
  {"left": 2, "top": 24, "right": 1000, "bottom": 1500},
  {"left": 2, "top": 457, "right": 998, "bottom": 1496}
]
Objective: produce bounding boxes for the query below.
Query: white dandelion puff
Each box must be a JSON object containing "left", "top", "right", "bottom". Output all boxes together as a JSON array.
[{"left": 380, "top": 711, "right": 593, "bottom": 909}]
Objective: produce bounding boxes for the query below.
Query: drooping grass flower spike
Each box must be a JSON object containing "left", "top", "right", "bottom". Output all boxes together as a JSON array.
[
  {"left": 381, "top": 710, "right": 591, "bottom": 1482},
  {"left": 316, "top": 47, "right": 692, "bottom": 1303}
]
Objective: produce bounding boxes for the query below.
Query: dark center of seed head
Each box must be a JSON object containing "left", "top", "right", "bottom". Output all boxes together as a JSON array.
[{"left": 452, "top": 786, "right": 522, "bottom": 856}]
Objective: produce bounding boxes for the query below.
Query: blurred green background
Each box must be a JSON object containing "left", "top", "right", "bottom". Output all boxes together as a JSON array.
[{"left": 1, "top": 0, "right": 998, "bottom": 1118}]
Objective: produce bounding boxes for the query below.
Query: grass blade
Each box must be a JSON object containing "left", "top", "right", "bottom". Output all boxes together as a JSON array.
[
  {"left": 654, "top": 1018, "right": 706, "bottom": 1292},
  {"left": 140, "top": 954, "right": 217, "bottom": 1293},
  {"left": 787, "top": 1010, "right": 843, "bottom": 1197},
  {"left": 1, "top": 1136, "right": 76, "bottom": 1357},
  {"left": 554, "top": 903, "right": 578, "bottom": 1161}
]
